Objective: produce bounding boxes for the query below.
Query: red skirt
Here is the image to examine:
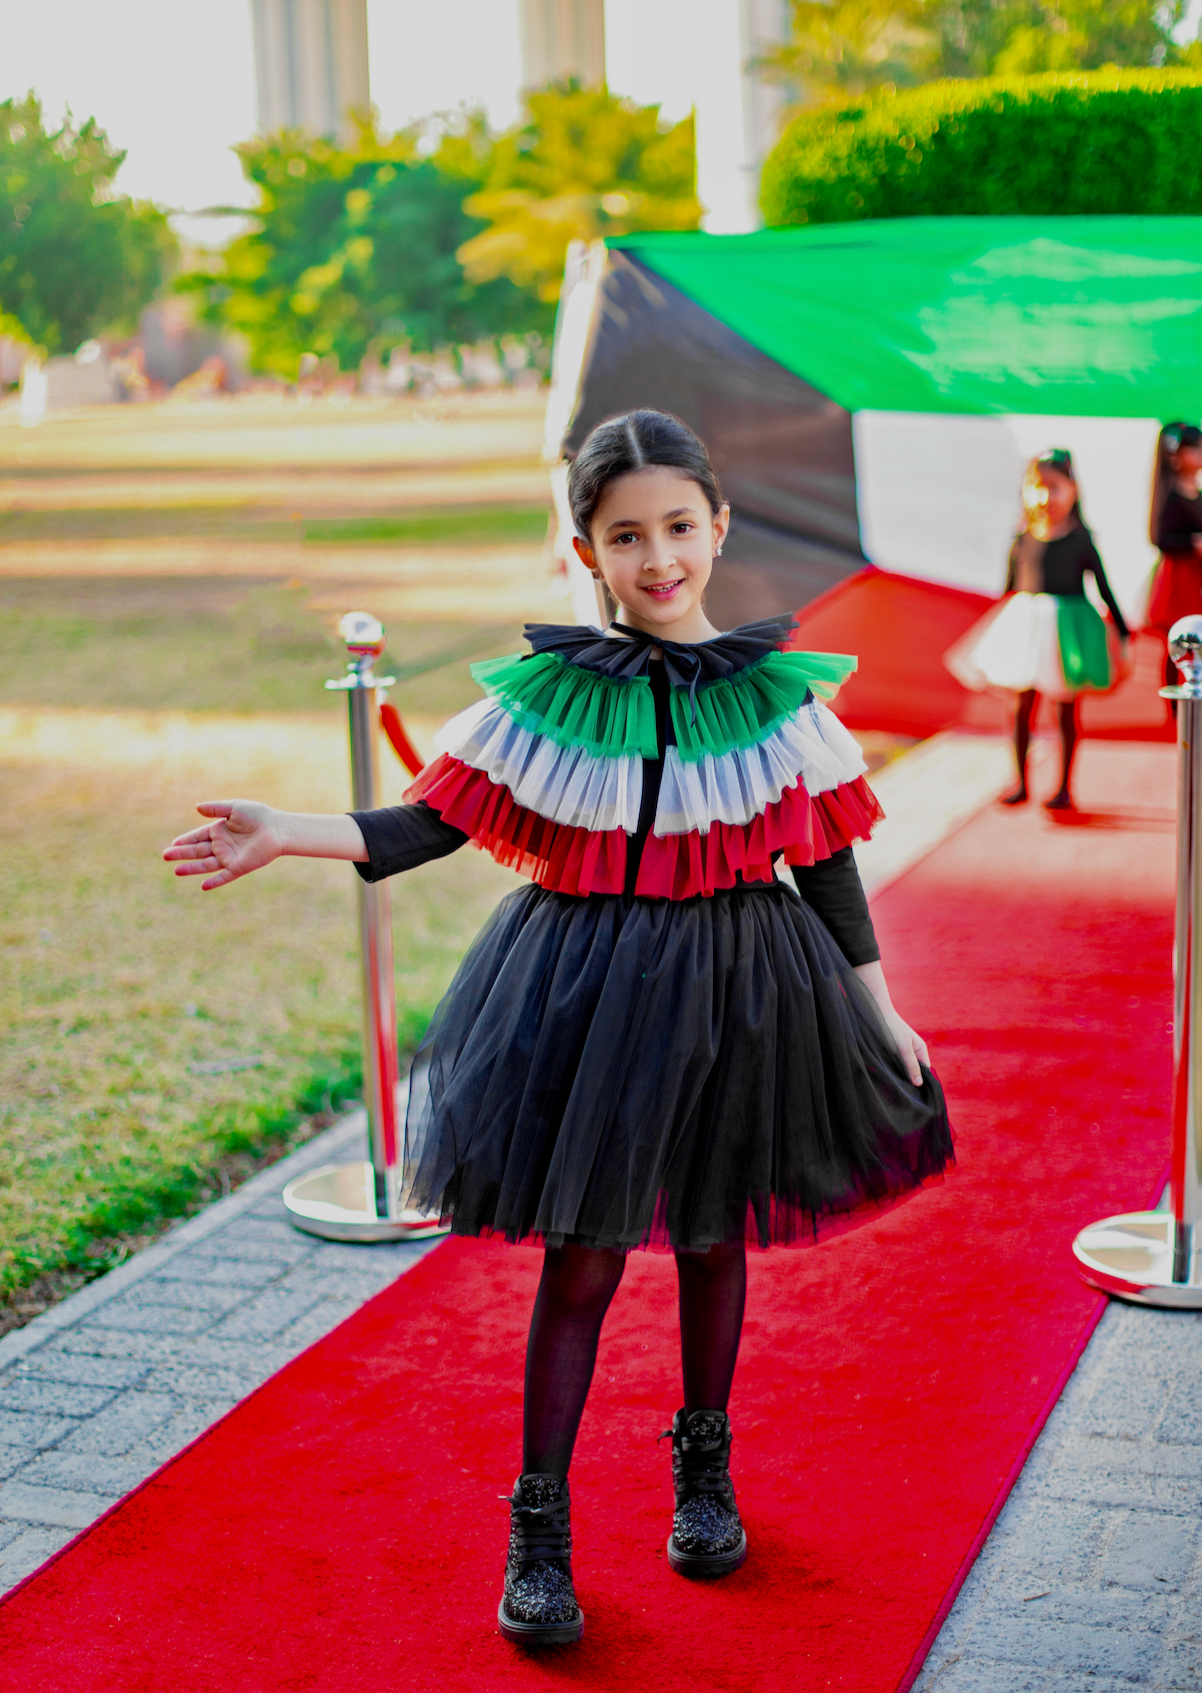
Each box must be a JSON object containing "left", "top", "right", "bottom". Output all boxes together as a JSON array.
[{"left": 1146, "top": 551, "right": 1202, "bottom": 634}]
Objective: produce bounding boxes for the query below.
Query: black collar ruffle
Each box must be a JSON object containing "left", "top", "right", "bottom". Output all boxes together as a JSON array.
[{"left": 523, "top": 616, "right": 796, "bottom": 691}]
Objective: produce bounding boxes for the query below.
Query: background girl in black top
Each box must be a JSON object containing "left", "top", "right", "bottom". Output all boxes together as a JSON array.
[
  {"left": 948, "top": 449, "right": 1129, "bottom": 811},
  {"left": 1147, "top": 423, "right": 1202, "bottom": 693}
]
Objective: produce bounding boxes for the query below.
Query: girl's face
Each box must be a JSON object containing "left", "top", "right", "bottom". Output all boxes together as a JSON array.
[
  {"left": 1173, "top": 443, "right": 1202, "bottom": 478},
  {"left": 573, "top": 466, "right": 730, "bottom": 641},
  {"left": 1024, "top": 467, "right": 1077, "bottom": 533}
]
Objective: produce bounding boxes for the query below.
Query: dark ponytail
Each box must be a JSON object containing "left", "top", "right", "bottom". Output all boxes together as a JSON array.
[
  {"left": 567, "top": 410, "right": 724, "bottom": 543},
  {"left": 1151, "top": 423, "right": 1202, "bottom": 545}
]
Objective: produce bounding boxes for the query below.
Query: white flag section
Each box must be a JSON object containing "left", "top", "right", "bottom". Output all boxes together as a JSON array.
[{"left": 853, "top": 412, "right": 1162, "bottom": 625}]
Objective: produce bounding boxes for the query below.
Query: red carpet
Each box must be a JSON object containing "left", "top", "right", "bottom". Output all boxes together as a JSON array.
[
  {"left": 791, "top": 567, "right": 1174, "bottom": 744},
  {"left": 0, "top": 742, "right": 1176, "bottom": 1693}
]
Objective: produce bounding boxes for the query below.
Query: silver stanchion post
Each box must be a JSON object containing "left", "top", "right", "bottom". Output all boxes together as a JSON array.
[
  {"left": 1073, "top": 614, "right": 1202, "bottom": 1306},
  {"left": 283, "top": 612, "right": 449, "bottom": 1243}
]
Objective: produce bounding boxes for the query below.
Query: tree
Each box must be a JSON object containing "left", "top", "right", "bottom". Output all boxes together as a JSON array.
[
  {"left": 0, "top": 94, "right": 174, "bottom": 356},
  {"left": 184, "top": 115, "right": 545, "bottom": 379},
  {"left": 759, "top": 0, "right": 1194, "bottom": 106},
  {"left": 928, "top": 0, "right": 1189, "bottom": 78},
  {"left": 457, "top": 85, "right": 701, "bottom": 304},
  {"left": 757, "top": 2, "right": 932, "bottom": 104}
]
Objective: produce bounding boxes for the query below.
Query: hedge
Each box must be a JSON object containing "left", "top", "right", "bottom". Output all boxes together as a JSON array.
[{"left": 760, "top": 69, "right": 1202, "bottom": 227}]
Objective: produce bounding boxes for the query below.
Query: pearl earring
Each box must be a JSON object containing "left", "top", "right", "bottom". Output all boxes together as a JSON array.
[{"left": 714, "top": 545, "right": 723, "bottom": 557}]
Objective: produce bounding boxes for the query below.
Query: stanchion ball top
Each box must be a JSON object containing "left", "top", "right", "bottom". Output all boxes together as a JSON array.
[{"left": 339, "top": 612, "right": 385, "bottom": 661}]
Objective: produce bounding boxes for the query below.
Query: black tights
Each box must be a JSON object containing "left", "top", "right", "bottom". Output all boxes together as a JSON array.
[
  {"left": 522, "top": 1241, "right": 747, "bottom": 1477},
  {"left": 1013, "top": 690, "right": 1078, "bottom": 798}
]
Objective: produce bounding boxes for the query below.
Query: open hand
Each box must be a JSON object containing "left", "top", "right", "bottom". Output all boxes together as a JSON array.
[{"left": 163, "top": 801, "right": 284, "bottom": 891}]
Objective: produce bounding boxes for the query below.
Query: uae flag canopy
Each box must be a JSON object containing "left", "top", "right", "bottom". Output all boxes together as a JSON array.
[{"left": 546, "top": 216, "right": 1202, "bottom": 736}]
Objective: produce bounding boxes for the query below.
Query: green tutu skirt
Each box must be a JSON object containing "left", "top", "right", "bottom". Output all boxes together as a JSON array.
[{"left": 1055, "top": 595, "right": 1111, "bottom": 693}]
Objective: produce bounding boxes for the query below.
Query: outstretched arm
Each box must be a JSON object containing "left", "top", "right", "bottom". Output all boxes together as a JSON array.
[{"left": 164, "top": 802, "right": 367, "bottom": 891}]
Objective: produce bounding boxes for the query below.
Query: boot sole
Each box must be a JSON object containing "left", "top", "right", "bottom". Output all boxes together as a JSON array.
[
  {"left": 666, "top": 1529, "right": 748, "bottom": 1579},
  {"left": 497, "top": 1599, "right": 584, "bottom": 1646}
]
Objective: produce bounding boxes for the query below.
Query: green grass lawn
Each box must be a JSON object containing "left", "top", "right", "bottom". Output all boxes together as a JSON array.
[
  {"left": 0, "top": 579, "right": 525, "bottom": 719},
  {"left": 0, "top": 467, "right": 555, "bottom": 1329},
  {"left": 302, "top": 506, "right": 550, "bottom": 546},
  {"left": 0, "top": 501, "right": 548, "bottom": 548}
]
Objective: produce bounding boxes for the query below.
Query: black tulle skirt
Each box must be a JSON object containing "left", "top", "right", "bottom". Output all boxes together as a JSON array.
[{"left": 404, "top": 881, "right": 953, "bottom": 1251}]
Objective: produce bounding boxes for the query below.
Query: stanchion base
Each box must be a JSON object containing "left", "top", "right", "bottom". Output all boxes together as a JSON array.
[
  {"left": 282, "top": 1160, "right": 450, "bottom": 1243},
  {"left": 1072, "top": 1211, "right": 1202, "bottom": 1308}
]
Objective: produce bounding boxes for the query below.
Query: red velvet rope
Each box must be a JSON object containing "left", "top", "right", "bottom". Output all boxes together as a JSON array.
[{"left": 379, "top": 700, "right": 425, "bottom": 778}]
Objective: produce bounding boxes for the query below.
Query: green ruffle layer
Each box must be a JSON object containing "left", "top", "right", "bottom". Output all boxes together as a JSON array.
[
  {"left": 471, "top": 651, "right": 658, "bottom": 759},
  {"left": 470, "top": 647, "right": 857, "bottom": 762},
  {"left": 670, "top": 650, "right": 858, "bottom": 762}
]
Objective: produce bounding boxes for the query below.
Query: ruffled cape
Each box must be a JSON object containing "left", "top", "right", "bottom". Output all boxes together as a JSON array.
[{"left": 404, "top": 617, "right": 882, "bottom": 899}]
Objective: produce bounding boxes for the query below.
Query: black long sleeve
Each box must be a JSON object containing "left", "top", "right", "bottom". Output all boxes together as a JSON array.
[
  {"left": 789, "top": 847, "right": 880, "bottom": 965},
  {"left": 351, "top": 801, "right": 468, "bottom": 882},
  {"left": 1156, "top": 488, "right": 1202, "bottom": 555},
  {"left": 1077, "top": 535, "right": 1129, "bottom": 641}
]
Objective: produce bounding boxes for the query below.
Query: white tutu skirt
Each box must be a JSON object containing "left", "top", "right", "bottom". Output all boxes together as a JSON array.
[{"left": 946, "top": 592, "right": 1073, "bottom": 701}]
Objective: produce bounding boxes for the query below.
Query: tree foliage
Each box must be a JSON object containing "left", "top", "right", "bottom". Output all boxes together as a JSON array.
[
  {"left": 0, "top": 94, "right": 174, "bottom": 356},
  {"left": 760, "top": 67, "right": 1202, "bottom": 225},
  {"left": 183, "top": 116, "right": 546, "bottom": 379},
  {"left": 458, "top": 85, "right": 700, "bottom": 303},
  {"left": 760, "top": 0, "right": 1195, "bottom": 106},
  {"left": 931, "top": 0, "right": 1190, "bottom": 77}
]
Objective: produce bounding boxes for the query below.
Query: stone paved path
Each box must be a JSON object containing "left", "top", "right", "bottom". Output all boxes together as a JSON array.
[
  {"left": 915, "top": 1289, "right": 1202, "bottom": 1692},
  {"left": 0, "top": 1111, "right": 440, "bottom": 1593}
]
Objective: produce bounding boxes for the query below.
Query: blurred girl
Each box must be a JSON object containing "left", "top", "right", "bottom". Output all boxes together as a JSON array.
[
  {"left": 949, "top": 448, "right": 1128, "bottom": 811},
  {"left": 1147, "top": 422, "right": 1202, "bottom": 691},
  {"left": 165, "top": 410, "right": 952, "bottom": 1648}
]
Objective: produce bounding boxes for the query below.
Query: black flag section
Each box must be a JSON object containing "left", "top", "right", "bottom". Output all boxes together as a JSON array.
[{"left": 562, "top": 250, "right": 867, "bottom": 628}]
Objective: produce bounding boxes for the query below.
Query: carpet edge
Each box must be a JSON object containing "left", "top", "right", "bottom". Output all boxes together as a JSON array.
[
  {"left": 0, "top": 1237, "right": 460, "bottom": 1615},
  {"left": 893, "top": 1155, "right": 1174, "bottom": 1693}
]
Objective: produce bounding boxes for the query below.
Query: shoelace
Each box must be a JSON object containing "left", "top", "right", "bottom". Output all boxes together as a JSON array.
[
  {"left": 660, "top": 1423, "right": 732, "bottom": 1498},
  {"left": 500, "top": 1489, "right": 572, "bottom": 1571}
]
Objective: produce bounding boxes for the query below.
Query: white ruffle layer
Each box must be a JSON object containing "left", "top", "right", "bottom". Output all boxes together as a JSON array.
[
  {"left": 654, "top": 701, "right": 867, "bottom": 836},
  {"left": 433, "top": 697, "right": 643, "bottom": 833},
  {"left": 432, "top": 696, "right": 867, "bottom": 838}
]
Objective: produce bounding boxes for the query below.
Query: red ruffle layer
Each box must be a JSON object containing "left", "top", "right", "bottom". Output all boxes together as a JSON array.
[
  {"left": 637, "top": 775, "right": 883, "bottom": 899},
  {"left": 406, "top": 753, "right": 628, "bottom": 895},
  {"left": 406, "top": 756, "right": 882, "bottom": 901}
]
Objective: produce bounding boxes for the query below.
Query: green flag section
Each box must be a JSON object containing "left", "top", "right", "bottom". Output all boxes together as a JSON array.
[{"left": 612, "top": 218, "right": 1202, "bottom": 419}]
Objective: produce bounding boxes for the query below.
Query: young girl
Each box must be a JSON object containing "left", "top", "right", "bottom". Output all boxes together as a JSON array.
[
  {"left": 165, "top": 410, "right": 952, "bottom": 1648},
  {"left": 949, "top": 449, "right": 1128, "bottom": 811},
  {"left": 1147, "top": 422, "right": 1202, "bottom": 692}
]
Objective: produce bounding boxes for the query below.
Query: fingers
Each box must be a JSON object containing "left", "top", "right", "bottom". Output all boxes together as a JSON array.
[
  {"left": 906, "top": 1032, "right": 929, "bottom": 1086},
  {"left": 195, "top": 802, "right": 235, "bottom": 819},
  {"left": 200, "top": 868, "right": 239, "bottom": 891},
  {"left": 173, "top": 857, "right": 220, "bottom": 878},
  {"left": 163, "top": 836, "right": 215, "bottom": 861}
]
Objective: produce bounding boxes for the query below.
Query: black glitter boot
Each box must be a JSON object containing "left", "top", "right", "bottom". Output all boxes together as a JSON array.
[
  {"left": 664, "top": 1408, "right": 748, "bottom": 1579},
  {"left": 497, "top": 1473, "right": 584, "bottom": 1646}
]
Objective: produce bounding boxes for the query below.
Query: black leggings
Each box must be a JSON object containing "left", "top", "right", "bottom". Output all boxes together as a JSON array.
[
  {"left": 522, "top": 1240, "right": 747, "bottom": 1478},
  {"left": 1014, "top": 690, "right": 1078, "bottom": 796}
]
